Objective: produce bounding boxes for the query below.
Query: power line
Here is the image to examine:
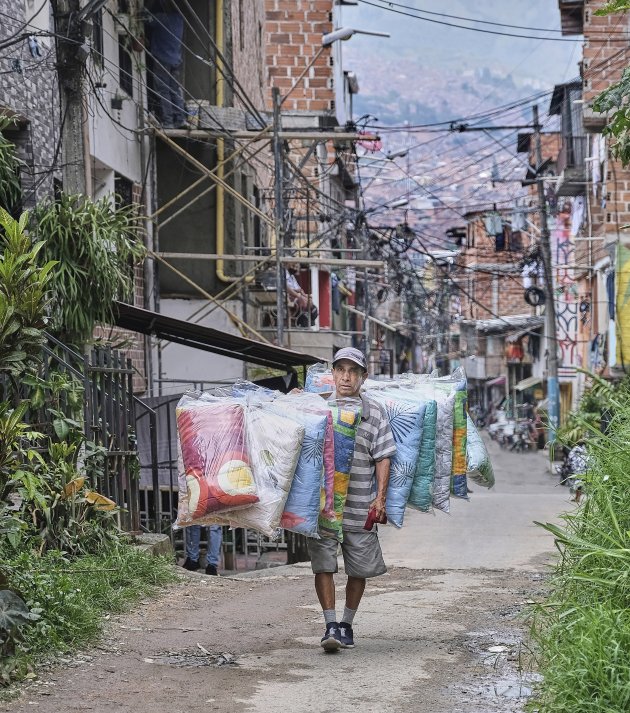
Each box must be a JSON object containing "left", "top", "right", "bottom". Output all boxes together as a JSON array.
[{"left": 361, "top": 0, "right": 581, "bottom": 41}]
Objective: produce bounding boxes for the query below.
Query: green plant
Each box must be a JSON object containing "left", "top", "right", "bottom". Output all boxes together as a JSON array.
[
  {"left": 0, "top": 401, "right": 44, "bottom": 503},
  {"left": 22, "top": 371, "right": 84, "bottom": 441},
  {"left": 531, "top": 380, "right": 630, "bottom": 711},
  {"left": 33, "top": 193, "right": 145, "bottom": 347},
  {"left": 0, "top": 591, "right": 40, "bottom": 686},
  {"left": 5, "top": 436, "right": 120, "bottom": 557},
  {"left": 0, "top": 125, "right": 22, "bottom": 216},
  {"left": 0, "top": 209, "right": 57, "bottom": 378},
  {"left": 0, "top": 543, "right": 176, "bottom": 686}
]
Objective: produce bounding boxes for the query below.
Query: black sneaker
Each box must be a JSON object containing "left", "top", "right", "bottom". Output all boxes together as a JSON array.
[
  {"left": 205, "top": 563, "right": 218, "bottom": 576},
  {"left": 320, "top": 622, "right": 341, "bottom": 652},
  {"left": 338, "top": 622, "right": 355, "bottom": 649},
  {"left": 182, "top": 557, "right": 199, "bottom": 571}
]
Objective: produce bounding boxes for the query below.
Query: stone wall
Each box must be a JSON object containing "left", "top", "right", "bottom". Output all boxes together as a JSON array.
[{"left": 0, "top": 0, "right": 60, "bottom": 207}]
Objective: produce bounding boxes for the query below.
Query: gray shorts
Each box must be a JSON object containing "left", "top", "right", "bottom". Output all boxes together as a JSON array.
[{"left": 307, "top": 530, "right": 387, "bottom": 579}]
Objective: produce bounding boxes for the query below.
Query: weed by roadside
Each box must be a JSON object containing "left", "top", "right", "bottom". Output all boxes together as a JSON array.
[
  {"left": 530, "top": 379, "right": 630, "bottom": 711},
  {"left": 1, "top": 542, "right": 177, "bottom": 687}
]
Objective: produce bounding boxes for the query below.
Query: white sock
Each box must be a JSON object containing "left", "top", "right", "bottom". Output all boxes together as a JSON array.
[
  {"left": 341, "top": 606, "right": 357, "bottom": 625},
  {"left": 323, "top": 609, "right": 337, "bottom": 625}
]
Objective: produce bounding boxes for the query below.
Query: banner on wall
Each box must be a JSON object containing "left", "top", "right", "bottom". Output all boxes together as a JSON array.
[{"left": 616, "top": 242, "right": 630, "bottom": 367}]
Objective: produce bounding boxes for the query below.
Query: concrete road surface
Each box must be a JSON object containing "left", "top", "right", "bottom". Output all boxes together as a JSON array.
[{"left": 1, "top": 438, "right": 572, "bottom": 713}]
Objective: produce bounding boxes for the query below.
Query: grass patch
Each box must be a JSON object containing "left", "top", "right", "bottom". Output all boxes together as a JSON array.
[
  {"left": 2, "top": 542, "right": 177, "bottom": 685},
  {"left": 530, "top": 383, "right": 630, "bottom": 711}
]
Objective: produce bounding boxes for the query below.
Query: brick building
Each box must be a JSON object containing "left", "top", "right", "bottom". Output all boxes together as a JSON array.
[
  {"left": 455, "top": 207, "right": 545, "bottom": 412},
  {"left": 259, "top": 0, "right": 361, "bottom": 360},
  {"left": 556, "top": 0, "right": 630, "bottom": 398}
]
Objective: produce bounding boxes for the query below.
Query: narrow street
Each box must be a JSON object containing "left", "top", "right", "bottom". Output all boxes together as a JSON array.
[{"left": 2, "top": 440, "right": 570, "bottom": 713}]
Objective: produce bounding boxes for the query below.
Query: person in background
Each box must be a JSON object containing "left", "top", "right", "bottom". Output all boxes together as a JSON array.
[
  {"left": 182, "top": 525, "right": 223, "bottom": 575},
  {"left": 285, "top": 262, "right": 318, "bottom": 327},
  {"left": 145, "top": 0, "right": 186, "bottom": 128},
  {"left": 566, "top": 440, "right": 589, "bottom": 503},
  {"left": 397, "top": 352, "right": 410, "bottom": 374}
]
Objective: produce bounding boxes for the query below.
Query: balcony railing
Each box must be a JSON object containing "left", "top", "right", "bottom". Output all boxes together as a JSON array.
[{"left": 557, "top": 135, "right": 587, "bottom": 174}]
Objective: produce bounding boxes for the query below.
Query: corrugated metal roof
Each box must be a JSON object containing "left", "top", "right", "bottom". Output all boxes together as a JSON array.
[
  {"left": 114, "top": 302, "right": 320, "bottom": 370},
  {"left": 460, "top": 314, "right": 544, "bottom": 335}
]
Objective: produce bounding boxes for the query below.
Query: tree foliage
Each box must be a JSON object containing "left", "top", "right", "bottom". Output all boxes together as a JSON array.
[
  {"left": 594, "top": 1, "right": 630, "bottom": 15},
  {"left": 32, "top": 193, "right": 145, "bottom": 347}
]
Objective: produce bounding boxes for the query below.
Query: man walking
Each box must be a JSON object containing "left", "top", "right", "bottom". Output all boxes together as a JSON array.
[{"left": 308, "top": 347, "right": 396, "bottom": 652}]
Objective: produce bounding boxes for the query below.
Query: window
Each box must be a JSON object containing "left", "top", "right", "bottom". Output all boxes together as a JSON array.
[
  {"left": 92, "top": 9, "right": 104, "bottom": 66},
  {"left": 114, "top": 173, "right": 133, "bottom": 208},
  {"left": 118, "top": 35, "right": 133, "bottom": 97},
  {"left": 239, "top": 0, "right": 245, "bottom": 51}
]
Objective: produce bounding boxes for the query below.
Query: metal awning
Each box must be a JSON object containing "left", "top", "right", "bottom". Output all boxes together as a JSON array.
[
  {"left": 114, "top": 302, "right": 320, "bottom": 371},
  {"left": 486, "top": 376, "right": 506, "bottom": 387},
  {"left": 515, "top": 375, "right": 543, "bottom": 392}
]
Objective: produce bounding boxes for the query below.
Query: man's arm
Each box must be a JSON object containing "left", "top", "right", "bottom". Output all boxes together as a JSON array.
[{"left": 370, "top": 457, "right": 391, "bottom": 520}]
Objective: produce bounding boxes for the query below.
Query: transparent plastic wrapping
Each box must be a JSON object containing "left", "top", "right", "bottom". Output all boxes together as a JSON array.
[
  {"left": 366, "top": 390, "right": 426, "bottom": 527},
  {"left": 212, "top": 403, "right": 305, "bottom": 537},
  {"left": 407, "top": 400, "right": 438, "bottom": 512},
  {"left": 304, "top": 362, "right": 334, "bottom": 395},
  {"left": 466, "top": 414, "right": 495, "bottom": 488},
  {"left": 175, "top": 394, "right": 259, "bottom": 527},
  {"left": 318, "top": 400, "right": 362, "bottom": 542},
  {"left": 266, "top": 392, "right": 334, "bottom": 538}
]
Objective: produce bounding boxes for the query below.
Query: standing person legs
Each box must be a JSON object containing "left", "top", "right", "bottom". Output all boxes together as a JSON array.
[
  {"left": 151, "top": 63, "right": 185, "bottom": 127},
  {"left": 206, "top": 525, "right": 223, "bottom": 575},
  {"left": 308, "top": 537, "right": 343, "bottom": 652},
  {"left": 168, "top": 64, "right": 186, "bottom": 127},
  {"left": 183, "top": 525, "right": 201, "bottom": 570}
]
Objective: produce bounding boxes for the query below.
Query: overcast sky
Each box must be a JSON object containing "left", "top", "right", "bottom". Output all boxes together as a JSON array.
[{"left": 342, "top": 1, "right": 580, "bottom": 90}]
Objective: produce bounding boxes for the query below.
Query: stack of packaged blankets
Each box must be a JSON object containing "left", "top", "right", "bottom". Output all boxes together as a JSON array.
[{"left": 174, "top": 368, "right": 494, "bottom": 539}]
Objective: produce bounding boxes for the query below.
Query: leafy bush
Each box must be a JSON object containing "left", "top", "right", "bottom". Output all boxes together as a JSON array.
[
  {"left": 0, "top": 209, "right": 57, "bottom": 379},
  {"left": 0, "top": 591, "right": 40, "bottom": 686},
  {"left": 33, "top": 193, "right": 145, "bottom": 347},
  {"left": 0, "top": 126, "right": 22, "bottom": 216},
  {"left": 531, "top": 381, "right": 630, "bottom": 711},
  {"left": 0, "top": 543, "right": 176, "bottom": 686}
]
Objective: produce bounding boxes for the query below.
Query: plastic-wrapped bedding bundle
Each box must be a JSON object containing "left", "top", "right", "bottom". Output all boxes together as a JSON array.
[
  {"left": 407, "top": 399, "right": 438, "bottom": 512},
  {"left": 175, "top": 396, "right": 259, "bottom": 526},
  {"left": 466, "top": 414, "right": 495, "bottom": 488},
  {"left": 318, "top": 401, "right": 361, "bottom": 542},
  {"left": 451, "top": 387, "right": 469, "bottom": 499},
  {"left": 367, "top": 390, "right": 426, "bottom": 527},
  {"left": 265, "top": 393, "right": 334, "bottom": 538},
  {"left": 212, "top": 405, "right": 304, "bottom": 537},
  {"left": 399, "top": 379, "right": 456, "bottom": 513},
  {"left": 304, "top": 363, "right": 334, "bottom": 395}
]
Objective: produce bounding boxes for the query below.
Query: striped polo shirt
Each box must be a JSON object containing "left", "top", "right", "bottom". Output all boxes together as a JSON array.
[{"left": 342, "top": 393, "right": 397, "bottom": 532}]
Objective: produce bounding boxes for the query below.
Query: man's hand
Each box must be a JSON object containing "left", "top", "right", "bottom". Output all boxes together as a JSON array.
[{"left": 369, "top": 496, "right": 387, "bottom": 520}]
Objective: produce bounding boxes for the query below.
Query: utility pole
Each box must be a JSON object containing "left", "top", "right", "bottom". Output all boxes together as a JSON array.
[
  {"left": 272, "top": 87, "right": 285, "bottom": 345},
  {"left": 52, "top": 0, "right": 90, "bottom": 195},
  {"left": 533, "top": 105, "right": 560, "bottom": 440}
]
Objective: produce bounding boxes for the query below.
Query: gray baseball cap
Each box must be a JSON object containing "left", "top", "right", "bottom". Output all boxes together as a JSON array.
[{"left": 332, "top": 347, "right": 368, "bottom": 371}]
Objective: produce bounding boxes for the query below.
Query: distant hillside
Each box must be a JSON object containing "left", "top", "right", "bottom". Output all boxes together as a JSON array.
[
  {"left": 351, "top": 59, "right": 544, "bottom": 127},
  {"left": 343, "top": 0, "right": 578, "bottom": 93}
]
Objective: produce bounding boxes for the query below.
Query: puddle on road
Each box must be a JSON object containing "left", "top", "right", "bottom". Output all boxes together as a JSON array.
[
  {"left": 474, "top": 675, "right": 540, "bottom": 700},
  {"left": 146, "top": 652, "right": 237, "bottom": 668},
  {"left": 449, "top": 629, "right": 543, "bottom": 710}
]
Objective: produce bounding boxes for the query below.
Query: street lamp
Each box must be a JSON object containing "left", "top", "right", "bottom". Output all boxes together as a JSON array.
[{"left": 322, "top": 27, "right": 391, "bottom": 46}]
